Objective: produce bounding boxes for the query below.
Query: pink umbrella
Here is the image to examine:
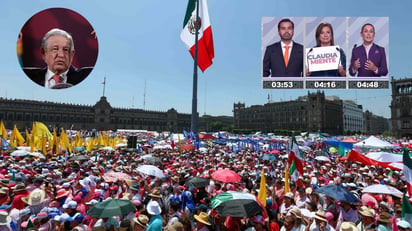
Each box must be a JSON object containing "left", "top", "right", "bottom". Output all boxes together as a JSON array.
[
  {"left": 361, "top": 193, "right": 378, "bottom": 209},
  {"left": 211, "top": 169, "right": 241, "bottom": 183},
  {"left": 270, "top": 150, "right": 280, "bottom": 154},
  {"left": 103, "top": 172, "right": 131, "bottom": 182}
]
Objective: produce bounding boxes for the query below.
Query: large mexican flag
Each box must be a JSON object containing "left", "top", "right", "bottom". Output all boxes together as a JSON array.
[{"left": 180, "top": 0, "right": 214, "bottom": 72}]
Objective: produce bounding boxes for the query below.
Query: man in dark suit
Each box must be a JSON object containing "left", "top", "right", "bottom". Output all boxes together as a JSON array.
[
  {"left": 23, "top": 28, "right": 92, "bottom": 89},
  {"left": 349, "top": 23, "right": 388, "bottom": 77},
  {"left": 263, "top": 18, "right": 303, "bottom": 77},
  {"left": 24, "top": 66, "right": 92, "bottom": 89}
]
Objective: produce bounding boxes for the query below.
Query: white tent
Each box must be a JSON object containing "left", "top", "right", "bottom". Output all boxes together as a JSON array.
[{"left": 353, "top": 136, "right": 394, "bottom": 149}]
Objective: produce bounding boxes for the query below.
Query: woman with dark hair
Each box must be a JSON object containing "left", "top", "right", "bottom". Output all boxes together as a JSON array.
[
  {"left": 349, "top": 23, "right": 388, "bottom": 77},
  {"left": 307, "top": 22, "right": 347, "bottom": 77}
]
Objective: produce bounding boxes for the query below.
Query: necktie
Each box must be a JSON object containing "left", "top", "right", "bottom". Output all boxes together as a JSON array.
[
  {"left": 284, "top": 45, "right": 290, "bottom": 67},
  {"left": 52, "top": 75, "right": 61, "bottom": 84}
]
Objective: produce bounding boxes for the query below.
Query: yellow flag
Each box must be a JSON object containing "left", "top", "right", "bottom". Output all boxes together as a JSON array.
[
  {"left": 51, "top": 127, "right": 58, "bottom": 153},
  {"left": 0, "top": 121, "right": 7, "bottom": 139},
  {"left": 31, "top": 122, "right": 37, "bottom": 152},
  {"left": 258, "top": 168, "right": 267, "bottom": 207},
  {"left": 59, "top": 129, "right": 72, "bottom": 153},
  {"left": 285, "top": 163, "right": 290, "bottom": 193},
  {"left": 33, "top": 121, "right": 53, "bottom": 141},
  {"left": 98, "top": 132, "right": 105, "bottom": 146},
  {"left": 25, "top": 128, "right": 31, "bottom": 146},
  {"left": 10, "top": 125, "right": 25, "bottom": 147},
  {"left": 41, "top": 136, "right": 47, "bottom": 154},
  {"left": 87, "top": 137, "right": 94, "bottom": 152}
]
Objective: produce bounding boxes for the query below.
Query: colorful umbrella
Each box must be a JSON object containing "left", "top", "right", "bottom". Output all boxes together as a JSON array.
[
  {"left": 87, "top": 199, "right": 136, "bottom": 218},
  {"left": 199, "top": 134, "right": 216, "bottom": 140},
  {"left": 180, "top": 144, "right": 195, "bottom": 151},
  {"left": 103, "top": 172, "right": 131, "bottom": 182},
  {"left": 211, "top": 169, "right": 241, "bottom": 183},
  {"left": 185, "top": 177, "right": 210, "bottom": 188},
  {"left": 316, "top": 185, "right": 360, "bottom": 203},
  {"left": 211, "top": 191, "right": 262, "bottom": 217}
]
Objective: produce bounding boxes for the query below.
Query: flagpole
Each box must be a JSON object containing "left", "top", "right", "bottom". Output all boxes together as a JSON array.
[
  {"left": 191, "top": 0, "right": 199, "bottom": 137},
  {"left": 102, "top": 77, "right": 106, "bottom": 97}
]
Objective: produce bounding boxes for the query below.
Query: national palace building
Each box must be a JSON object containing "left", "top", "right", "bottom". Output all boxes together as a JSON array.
[{"left": 0, "top": 96, "right": 192, "bottom": 132}]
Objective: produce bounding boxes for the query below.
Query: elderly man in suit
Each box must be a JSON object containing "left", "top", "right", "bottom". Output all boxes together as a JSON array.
[
  {"left": 349, "top": 23, "right": 388, "bottom": 77},
  {"left": 23, "top": 28, "right": 92, "bottom": 89},
  {"left": 263, "top": 18, "right": 304, "bottom": 77}
]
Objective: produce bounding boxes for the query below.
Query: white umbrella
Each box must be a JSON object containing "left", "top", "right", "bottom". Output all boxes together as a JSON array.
[
  {"left": 100, "top": 146, "right": 115, "bottom": 151},
  {"left": 199, "top": 147, "right": 208, "bottom": 153},
  {"left": 139, "top": 154, "right": 153, "bottom": 160},
  {"left": 11, "top": 149, "right": 29, "bottom": 157},
  {"left": 136, "top": 165, "right": 164, "bottom": 178},
  {"left": 29, "top": 152, "right": 45, "bottom": 159},
  {"left": 17, "top": 146, "right": 32, "bottom": 151},
  {"left": 315, "top": 156, "right": 331, "bottom": 162},
  {"left": 362, "top": 184, "right": 402, "bottom": 195},
  {"left": 115, "top": 143, "right": 127, "bottom": 147}
]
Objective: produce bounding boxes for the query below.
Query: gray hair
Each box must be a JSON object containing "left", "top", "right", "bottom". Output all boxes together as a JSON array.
[{"left": 41, "top": 28, "right": 74, "bottom": 52}]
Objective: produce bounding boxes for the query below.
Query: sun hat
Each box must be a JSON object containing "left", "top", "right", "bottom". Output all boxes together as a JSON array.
[
  {"left": 290, "top": 207, "right": 302, "bottom": 219},
  {"left": 12, "top": 184, "right": 27, "bottom": 192},
  {"left": 166, "top": 221, "right": 184, "bottom": 231},
  {"left": 397, "top": 220, "right": 411, "bottom": 229},
  {"left": 314, "top": 210, "right": 327, "bottom": 222},
  {"left": 194, "top": 212, "right": 211, "bottom": 226},
  {"left": 0, "top": 211, "right": 11, "bottom": 225},
  {"left": 285, "top": 192, "right": 294, "bottom": 199},
  {"left": 377, "top": 212, "right": 391, "bottom": 223},
  {"left": 133, "top": 214, "right": 149, "bottom": 228},
  {"left": 359, "top": 206, "right": 375, "bottom": 218},
  {"left": 339, "top": 221, "right": 358, "bottom": 231},
  {"left": 22, "top": 189, "right": 46, "bottom": 206},
  {"left": 147, "top": 201, "right": 162, "bottom": 215},
  {"left": 55, "top": 189, "right": 70, "bottom": 199},
  {"left": 149, "top": 188, "right": 162, "bottom": 198}
]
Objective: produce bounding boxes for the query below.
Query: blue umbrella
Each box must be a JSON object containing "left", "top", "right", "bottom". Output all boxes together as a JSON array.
[
  {"left": 262, "top": 154, "right": 277, "bottom": 161},
  {"left": 316, "top": 185, "right": 360, "bottom": 203}
]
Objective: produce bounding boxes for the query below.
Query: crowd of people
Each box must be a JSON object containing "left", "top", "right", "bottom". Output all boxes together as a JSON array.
[{"left": 0, "top": 135, "right": 410, "bottom": 231}]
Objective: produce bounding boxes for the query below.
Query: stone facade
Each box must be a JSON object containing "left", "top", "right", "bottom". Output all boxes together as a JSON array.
[
  {"left": 233, "top": 91, "right": 344, "bottom": 135},
  {"left": 0, "top": 96, "right": 191, "bottom": 132},
  {"left": 391, "top": 77, "right": 412, "bottom": 137}
]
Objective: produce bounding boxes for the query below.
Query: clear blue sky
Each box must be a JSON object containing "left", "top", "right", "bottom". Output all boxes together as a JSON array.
[{"left": 0, "top": 0, "right": 411, "bottom": 119}]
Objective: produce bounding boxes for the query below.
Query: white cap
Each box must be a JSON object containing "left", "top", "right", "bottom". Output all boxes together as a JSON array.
[{"left": 63, "top": 201, "right": 77, "bottom": 209}]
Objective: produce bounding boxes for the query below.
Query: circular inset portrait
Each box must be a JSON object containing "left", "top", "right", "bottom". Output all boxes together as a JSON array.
[{"left": 17, "top": 8, "right": 98, "bottom": 89}]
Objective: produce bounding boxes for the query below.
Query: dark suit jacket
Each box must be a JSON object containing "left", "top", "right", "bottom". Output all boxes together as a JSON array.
[
  {"left": 349, "top": 43, "right": 388, "bottom": 77},
  {"left": 263, "top": 41, "right": 304, "bottom": 77},
  {"left": 23, "top": 66, "right": 93, "bottom": 88}
]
